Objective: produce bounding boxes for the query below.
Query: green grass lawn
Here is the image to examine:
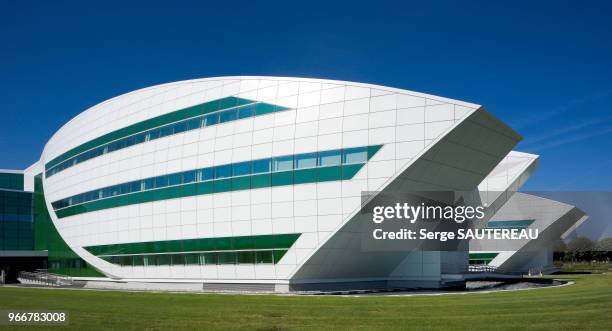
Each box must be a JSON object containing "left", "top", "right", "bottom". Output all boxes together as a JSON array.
[{"left": 1, "top": 271, "right": 611, "bottom": 330}]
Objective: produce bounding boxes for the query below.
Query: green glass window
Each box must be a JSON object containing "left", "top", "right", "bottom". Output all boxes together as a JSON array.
[
  {"left": 273, "top": 156, "right": 293, "bottom": 172},
  {"left": 343, "top": 147, "right": 368, "bottom": 164},
  {"left": 295, "top": 153, "right": 317, "bottom": 169},
  {"left": 217, "top": 252, "right": 236, "bottom": 264},
  {"left": 255, "top": 251, "right": 273, "bottom": 264},
  {"left": 204, "top": 252, "right": 217, "bottom": 265},
  {"left": 237, "top": 251, "right": 255, "bottom": 264},
  {"left": 156, "top": 254, "right": 171, "bottom": 265},
  {"left": 318, "top": 150, "right": 341, "bottom": 166},
  {"left": 184, "top": 253, "right": 199, "bottom": 265}
]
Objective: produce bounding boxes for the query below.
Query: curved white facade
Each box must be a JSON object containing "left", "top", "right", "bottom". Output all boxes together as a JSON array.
[{"left": 36, "top": 76, "right": 539, "bottom": 291}]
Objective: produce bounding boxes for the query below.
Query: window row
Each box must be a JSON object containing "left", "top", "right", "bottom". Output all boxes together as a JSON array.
[
  {"left": 45, "top": 102, "right": 285, "bottom": 178},
  {"left": 51, "top": 147, "right": 370, "bottom": 210},
  {"left": 100, "top": 249, "right": 287, "bottom": 266}
]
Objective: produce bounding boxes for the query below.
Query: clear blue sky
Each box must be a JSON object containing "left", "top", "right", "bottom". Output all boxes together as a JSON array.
[{"left": 1, "top": 0, "right": 611, "bottom": 191}]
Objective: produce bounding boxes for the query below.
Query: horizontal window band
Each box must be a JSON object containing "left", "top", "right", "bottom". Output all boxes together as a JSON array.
[
  {"left": 51, "top": 145, "right": 382, "bottom": 213},
  {"left": 85, "top": 233, "right": 300, "bottom": 256},
  {"left": 54, "top": 164, "right": 366, "bottom": 218},
  {"left": 45, "top": 96, "right": 287, "bottom": 174},
  {"left": 100, "top": 249, "right": 289, "bottom": 266}
]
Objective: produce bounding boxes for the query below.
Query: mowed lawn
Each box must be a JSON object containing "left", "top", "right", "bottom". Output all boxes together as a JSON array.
[{"left": 0, "top": 272, "right": 611, "bottom": 330}]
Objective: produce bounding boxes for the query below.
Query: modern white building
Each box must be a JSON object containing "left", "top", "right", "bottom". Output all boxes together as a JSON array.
[{"left": 3, "top": 76, "right": 587, "bottom": 291}]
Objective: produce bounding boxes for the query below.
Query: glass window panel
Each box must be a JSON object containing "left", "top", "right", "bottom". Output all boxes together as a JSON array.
[
  {"left": 148, "top": 129, "right": 160, "bottom": 140},
  {"left": 233, "top": 161, "right": 251, "bottom": 176},
  {"left": 272, "top": 156, "right": 293, "bottom": 172},
  {"left": 237, "top": 106, "right": 254, "bottom": 119},
  {"left": 133, "top": 255, "right": 145, "bottom": 266},
  {"left": 143, "top": 178, "right": 155, "bottom": 190},
  {"left": 159, "top": 125, "right": 173, "bottom": 137},
  {"left": 144, "top": 255, "right": 155, "bottom": 266},
  {"left": 237, "top": 251, "right": 255, "bottom": 264},
  {"left": 171, "top": 254, "right": 186, "bottom": 266},
  {"left": 168, "top": 173, "right": 182, "bottom": 186},
  {"left": 200, "top": 168, "right": 214, "bottom": 181},
  {"left": 203, "top": 252, "right": 217, "bottom": 265},
  {"left": 255, "top": 251, "right": 273, "bottom": 264},
  {"left": 343, "top": 147, "right": 368, "bottom": 164},
  {"left": 214, "top": 165, "right": 232, "bottom": 179},
  {"left": 186, "top": 117, "right": 202, "bottom": 130},
  {"left": 156, "top": 254, "right": 171, "bottom": 265},
  {"left": 182, "top": 171, "right": 196, "bottom": 184},
  {"left": 204, "top": 114, "right": 219, "bottom": 126},
  {"left": 318, "top": 150, "right": 341, "bottom": 166},
  {"left": 252, "top": 159, "right": 270, "bottom": 174},
  {"left": 130, "top": 181, "right": 142, "bottom": 193},
  {"left": 184, "top": 253, "right": 199, "bottom": 265},
  {"left": 124, "top": 136, "right": 135, "bottom": 147},
  {"left": 217, "top": 252, "right": 236, "bottom": 264},
  {"left": 173, "top": 122, "right": 187, "bottom": 134},
  {"left": 295, "top": 153, "right": 317, "bottom": 169},
  {"left": 119, "top": 183, "right": 131, "bottom": 195},
  {"left": 154, "top": 176, "right": 168, "bottom": 188},
  {"left": 219, "top": 109, "right": 237, "bottom": 123},
  {"left": 133, "top": 133, "right": 146, "bottom": 144}
]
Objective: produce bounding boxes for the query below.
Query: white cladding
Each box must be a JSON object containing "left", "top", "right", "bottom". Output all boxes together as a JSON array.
[{"left": 39, "top": 77, "right": 516, "bottom": 287}]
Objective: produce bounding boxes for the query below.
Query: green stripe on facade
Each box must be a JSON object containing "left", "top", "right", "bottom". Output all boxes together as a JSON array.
[
  {"left": 54, "top": 164, "right": 365, "bottom": 218},
  {"left": 85, "top": 233, "right": 301, "bottom": 256},
  {"left": 46, "top": 96, "right": 276, "bottom": 169},
  {"left": 100, "top": 249, "right": 289, "bottom": 266}
]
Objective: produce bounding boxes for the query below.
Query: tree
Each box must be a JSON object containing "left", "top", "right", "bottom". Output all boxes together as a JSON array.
[
  {"left": 567, "top": 236, "right": 595, "bottom": 252},
  {"left": 553, "top": 239, "right": 568, "bottom": 252},
  {"left": 596, "top": 237, "right": 612, "bottom": 251}
]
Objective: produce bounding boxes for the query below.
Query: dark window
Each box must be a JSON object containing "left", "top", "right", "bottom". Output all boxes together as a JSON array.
[
  {"left": 168, "top": 173, "right": 182, "bottom": 186},
  {"left": 186, "top": 118, "right": 202, "bottom": 130},
  {"left": 233, "top": 161, "right": 251, "bottom": 176},
  {"left": 214, "top": 165, "right": 232, "bottom": 179},
  {"left": 204, "top": 114, "right": 219, "bottom": 126},
  {"left": 182, "top": 171, "right": 196, "bottom": 184},
  {"left": 154, "top": 176, "right": 168, "bottom": 188},
  {"left": 143, "top": 178, "right": 155, "bottom": 190},
  {"left": 252, "top": 159, "right": 270, "bottom": 174},
  {"left": 130, "top": 181, "right": 142, "bottom": 193},
  {"left": 200, "top": 168, "right": 214, "bottom": 181},
  {"left": 219, "top": 109, "right": 238, "bottom": 123},
  {"left": 237, "top": 106, "right": 254, "bottom": 119},
  {"left": 159, "top": 125, "right": 173, "bottom": 138},
  {"left": 173, "top": 122, "right": 187, "bottom": 134}
]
